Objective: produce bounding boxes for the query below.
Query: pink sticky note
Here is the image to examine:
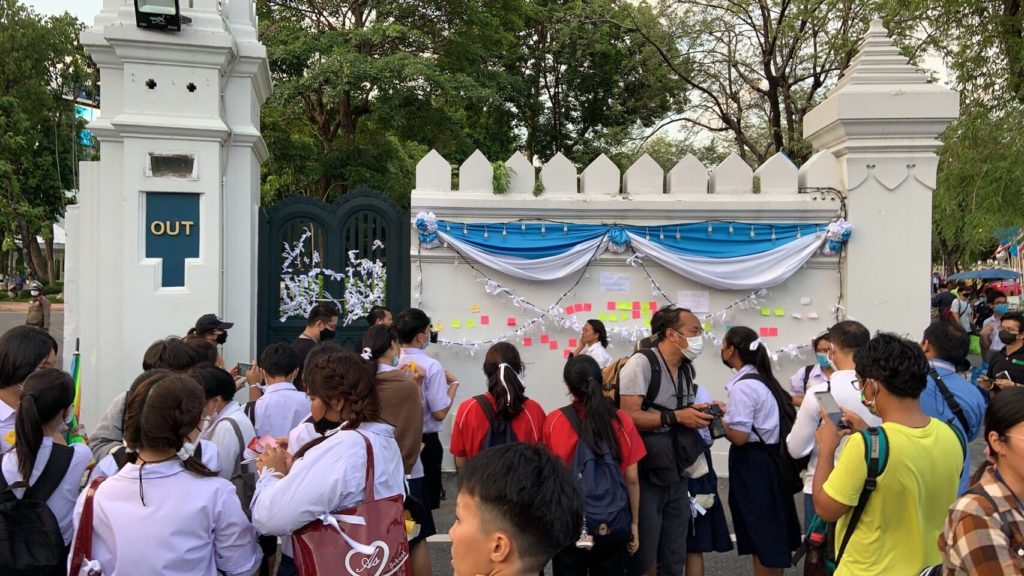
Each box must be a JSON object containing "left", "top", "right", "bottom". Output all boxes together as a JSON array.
[
  {"left": 759, "top": 327, "right": 771, "bottom": 337},
  {"left": 540, "top": 334, "right": 550, "bottom": 344},
  {"left": 607, "top": 301, "right": 616, "bottom": 311},
  {"left": 563, "top": 349, "right": 571, "bottom": 359},
  {"left": 549, "top": 341, "right": 559, "bottom": 350},
  {"left": 632, "top": 300, "right": 641, "bottom": 310},
  {"left": 632, "top": 310, "right": 641, "bottom": 319},
  {"left": 506, "top": 317, "right": 516, "bottom": 326},
  {"left": 522, "top": 337, "right": 533, "bottom": 347},
  {"left": 568, "top": 338, "right": 578, "bottom": 348},
  {"left": 583, "top": 303, "right": 592, "bottom": 312},
  {"left": 480, "top": 315, "right": 489, "bottom": 325},
  {"left": 649, "top": 301, "right": 658, "bottom": 311},
  {"left": 769, "top": 327, "right": 779, "bottom": 337},
  {"left": 568, "top": 304, "right": 578, "bottom": 314}
]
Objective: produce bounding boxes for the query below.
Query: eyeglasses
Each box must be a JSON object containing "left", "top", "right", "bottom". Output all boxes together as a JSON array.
[
  {"left": 852, "top": 377, "right": 866, "bottom": 391},
  {"left": 1004, "top": 434, "right": 1024, "bottom": 442}
]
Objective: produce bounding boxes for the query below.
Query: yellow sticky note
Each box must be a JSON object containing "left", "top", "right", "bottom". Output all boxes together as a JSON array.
[
  {"left": 466, "top": 319, "right": 476, "bottom": 328},
  {"left": 644, "top": 319, "right": 651, "bottom": 327},
  {"left": 760, "top": 307, "right": 771, "bottom": 316},
  {"left": 774, "top": 308, "right": 785, "bottom": 316},
  {"left": 598, "top": 312, "right": 608, "bottom": 321},
  {"left": 617, "top": 301, "right": 631, "bottom": 311},
  {"left": 619, "top": 312, "right": 629, "bottom": 321},
  {"left": 451, "top": 320, "right": 461, "bottom": 329},
  {"left": 607, "top": 314, "right": 618, "bottom": 323},
  {"left": 470, "top": 304, "right": 480, "bottom": 313},
  {"left": 703, "top": 322, "right": 712, "bottom": 331}
]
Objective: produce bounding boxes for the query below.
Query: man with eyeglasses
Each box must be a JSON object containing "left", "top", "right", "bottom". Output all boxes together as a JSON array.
[
  {"left": 813, "top": 333, "right": 963, "bottom": 576},
  {"left": 619, "top": 307, "right": 712, "bottom": 576},
  {"left": 982, "top": 311, "right": 1024, "bottom": 391},
  {"left": 786, "top": 320, "right": 879, "bottom": 525}
]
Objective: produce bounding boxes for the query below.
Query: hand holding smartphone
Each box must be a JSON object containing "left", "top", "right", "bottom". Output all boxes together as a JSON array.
[{"left": 815, "top": 391, "right": 849, "bottom": 429}]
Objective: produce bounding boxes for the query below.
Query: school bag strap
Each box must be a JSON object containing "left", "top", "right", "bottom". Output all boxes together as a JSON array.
[
  {"left": 244, "top": 400, "right": 257, "bottom": 426},
  {"left": 636, "top": 348, "right": 691, "bottom": 411},
  {"left": 0, "top": 443, "right": 74, "bottom": 504},
  {"left": 835, "top": 426, "right": 889, "bottom": 565},
  {"left": 69, "top": 476, "right": 106, "bottom": 576},
  {"left": 474, "top": 395, "right": 497, "bottom": 426},
  {"left": 928, "top": 366, "right": 971, "bottom": 435},
  {"left": 802, "top": 365, "right": 814, "bottom": 393},
  {"left": 214, "top": 417, "right": 247, "bottom": 477}
]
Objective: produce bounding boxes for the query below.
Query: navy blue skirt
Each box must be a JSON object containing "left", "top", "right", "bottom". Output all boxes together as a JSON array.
[
  {"left": 727, "top": 441, "right": 800, "bottom": 568},
  {"left": 686, "top": 448, "right": 733, "bottom": 554}
]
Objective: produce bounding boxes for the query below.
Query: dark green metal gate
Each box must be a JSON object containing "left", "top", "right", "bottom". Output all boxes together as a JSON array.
[{"left": 257, "top": 188, "right": 410, "bottom": 352}]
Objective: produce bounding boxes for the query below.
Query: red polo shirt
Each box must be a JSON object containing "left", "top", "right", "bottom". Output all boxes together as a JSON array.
[
  {"left": 542, "top": 403, "right": 646, "bottom": 474},
  {"left": 450, "top": 392, "right": 547, "bottom": 459}
]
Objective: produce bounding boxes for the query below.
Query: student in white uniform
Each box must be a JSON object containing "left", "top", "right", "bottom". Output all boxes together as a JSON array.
[
  {"left": 0, "top": 369, "right": 91, "bottom": 550},
  {"left": 572, "top": 318, "right": 613, "bottom": 369},
  {"left": 0, "top": 326, "right": 59, "bottom": 454},
  {"left": 88, "top": 369, "right": 221, "bottom": 484},
  {"left": 72, "top": 371, "right": 261, "bottom": 576},
  {"left": 247, "top": 342, "right": 309, "bottom": 439},
  {"left": 194, "top": 364, "right": 256, "bottom": 493},
  {"left": 252, "top": 349, "right": 404, "bottom": 576}
]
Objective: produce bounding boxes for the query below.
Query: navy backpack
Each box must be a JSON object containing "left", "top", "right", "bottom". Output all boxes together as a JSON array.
[{"left": 561, "top": 406, "right": 631, "bottom": 543}]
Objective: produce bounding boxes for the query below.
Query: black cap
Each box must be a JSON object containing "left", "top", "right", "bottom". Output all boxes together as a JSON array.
[{"left": 194, "top": 314, "right": 234, "bottom": 334}]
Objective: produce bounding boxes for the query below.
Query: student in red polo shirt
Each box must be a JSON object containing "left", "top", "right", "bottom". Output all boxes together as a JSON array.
[
  {"left": 543, "top": 355, "right": 646, "bottom": 575},
  {"left": 450, "top": 343, "right": 546, "bottom": 468}
]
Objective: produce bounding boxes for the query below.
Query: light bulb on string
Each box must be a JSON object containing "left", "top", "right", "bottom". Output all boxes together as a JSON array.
[
  {"left": 446, "top": 223, "right": 451, "bottom": 232},
  {"left": 707, "top": 222, "right": 713, "bottom": 235},
  {"left": 750, "top": 225, "right": 755, "bottom": 239},
  {"left": 521, "top": 223, "right": 526, "bottom": 232},
  {"left": 676, "top": 227, "right": 681, "bottom": 240},
  {"left": 659, "top": 228, "right": 665, "bottom": 240},
  {"left": 563, "top": 223, "right": 568, "bottom": 234},
  {"left": 483, "top": 227, "right": 489, "bottom": 239},
  {"left": 463, "top": 224, "right": 468, "bottom": 235},
  {"left": 502, "top": 225, "right": 507, "bottom": 236},
  {"left": 541, "top": 223, "right": 546, "bottom": 235},
  {"left": 796, "top": 227, "right": 801, "bottom": 239},
  {"left": 728, "top": 223, "right": 734, "bottom": 234},
  {"left": 770, "top": 228, "right": 776, "bottom": 242},
  {"left": 645, "top": 227, "right": 650, "bottom": 240}
]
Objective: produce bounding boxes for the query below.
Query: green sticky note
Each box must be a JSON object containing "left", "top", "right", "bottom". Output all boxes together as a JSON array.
[
  {"left": 644, "top": 319, "right": 651, "bottom": 327},
  {"left": 619, "top": 312, "right": 630, "bottom": 321},
  {"left": 760, "top": 307, "right": 771, "bottom": 316},
  {"left": 775, "top": 308, "right": 785, "bottom": 316},
  {"left": 598, "top": 312, "right": 608, "bottom": 321},
  {"left": 617, "top": 301, "right": 631, "bottom": 311},
  {"left": 703, "top": 322, "right": 712, "bottom": 331},
  {"left": 451, "top": 320, "right": 461, "bottom": 329},
  {"left": 466, "top": 319, "right": 476, "bottom": 328},
  {"left": 607, "top": 314, "right": 618, "bottom": 323}
]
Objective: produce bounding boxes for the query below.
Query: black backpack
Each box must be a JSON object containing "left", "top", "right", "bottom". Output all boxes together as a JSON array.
[
  {"left": 561, "top": 407, "right": 631, "bottom": 543},
  {"left": 0, "top": 444, "right": 74, "bottom": 576},
  {"left": 742, "top": 373, "right": 809, "bottom": 494},
  {"left": 475, "top": 395, "right": 517, "bottom": 450}
]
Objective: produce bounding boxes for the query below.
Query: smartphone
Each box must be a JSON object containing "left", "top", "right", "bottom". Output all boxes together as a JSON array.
[
  {"left": 815, "top": 391, "right": 847, "bottom": 429},
  {"left": 997, "top": 370, "right": 1012, "bottom": 381},
  {"left": 429, "top": 330, "right": 438, "bottom": 344},
  {"left": 237, "top": 362, "right": 252, "bottom": 378}
]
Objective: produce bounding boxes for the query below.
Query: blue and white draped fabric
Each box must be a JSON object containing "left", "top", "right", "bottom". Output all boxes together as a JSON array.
[{"left": 423, "top": 219, "right": 836, "bottom": 289}]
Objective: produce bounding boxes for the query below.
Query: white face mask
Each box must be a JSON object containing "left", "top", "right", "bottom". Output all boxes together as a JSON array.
[{"left": 683, "top": 335, "right": 704, "bottom": 361}]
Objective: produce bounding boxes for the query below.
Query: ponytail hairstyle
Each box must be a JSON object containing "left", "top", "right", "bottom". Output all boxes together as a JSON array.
[
  {"left": 562, "top": 355, "right": 621, "bottom": 459},
  {"left": 482, "top": 342, "right": 527, "bottom": 421},
  {"left": 973, "top": 387, "right": 1024, "bottom": 484},
  {"left": 294, "top": 349, "right": 380, "bottom": 459},
  {"left": 723, "top": 326, "right": 796, "bottom": 424},
  {"left": 122, "top": 372, "right": 214, "bottom": 493},
  {"left": 15, "top": 369, "right": 74, "bottom": 482},
  {"left": 360, "top": 324, "right": 400, "bottom": 363}
]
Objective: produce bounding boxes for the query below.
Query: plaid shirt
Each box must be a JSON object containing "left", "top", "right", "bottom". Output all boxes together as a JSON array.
[{"left": 940, "top": 467, "right": 1024, "bottom": 575}]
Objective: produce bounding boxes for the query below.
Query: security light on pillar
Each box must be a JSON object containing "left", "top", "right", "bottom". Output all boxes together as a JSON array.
[{"left": 134, "top": 0, "right": 191, "bottom": 31}]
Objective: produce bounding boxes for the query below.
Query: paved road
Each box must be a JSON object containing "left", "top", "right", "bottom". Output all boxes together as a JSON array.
[{"left": 3, "top": 312, "right": 981, "bottom": 575}]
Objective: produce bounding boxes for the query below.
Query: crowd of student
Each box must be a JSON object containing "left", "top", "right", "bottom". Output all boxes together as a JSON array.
[{"left": 0, "top": 300, "right": 1022, "bottom": 576}]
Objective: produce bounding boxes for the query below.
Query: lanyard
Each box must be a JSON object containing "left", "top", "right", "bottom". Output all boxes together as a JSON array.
[{"left": 995, "top": 469, "right": 1024, "bottom": 515}]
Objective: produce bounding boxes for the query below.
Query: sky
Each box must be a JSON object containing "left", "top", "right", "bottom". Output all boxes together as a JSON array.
[{"left": 24, "top": 0, "right": 103, "bottom": 24}]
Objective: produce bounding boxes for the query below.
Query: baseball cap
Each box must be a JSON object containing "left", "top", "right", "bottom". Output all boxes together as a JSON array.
[{"left": 194, "top": 314, "right": 234, "bottom": 334}]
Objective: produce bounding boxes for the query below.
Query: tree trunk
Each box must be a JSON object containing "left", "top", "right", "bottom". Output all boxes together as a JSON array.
[
  {"left": 15, "top": 216, "right": 40, "bottom": 280},
  {"left": 43, "top": 227, "right": 55, "bottom": 283}
]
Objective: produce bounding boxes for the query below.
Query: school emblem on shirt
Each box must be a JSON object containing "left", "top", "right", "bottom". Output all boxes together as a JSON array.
[
  {"left": 2, "top": 430, "right": 14, "bottom": 447},
  {"left": 598, "top": 523, "right": 609, "bottom": 536}
]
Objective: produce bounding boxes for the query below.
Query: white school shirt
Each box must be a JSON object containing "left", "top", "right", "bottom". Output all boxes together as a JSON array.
[
  {"left": 581, "top": 342, "right": 613, "bottom": 369},
  {"left": 253, "top": 381, "right": 310, "bottom": 439},
  {"left": 723, "top": 366, "right": 780, "bottom": 443},
  {"left": 399, "top": 348, "right": 451, "bottom": 434},
  {"left": 201, "top": 402, "right": 256, "bottom": 481},
  {"left": 984, "top": 315, "right": 1006, "bottom": 354},
  {"left": 788, "top": 363, "right": 830, "bottom": 397},
  {"left": 1, "top": 439, "right": 91, "bottom": 543},
  {"left": 785, "top": 369, "right": 881, "bottom": 494},
  {"left": 251, "top": 421, "right": 405, "bottom": 537},
  {"left": 88, "top": 438, "right": 222, "bottom": 484},
  {"left": 0, "top": 399, "right": 15, "bottom": 454},
  {"left": 73, "top": 459, "right": 261, "bottom": 576}
]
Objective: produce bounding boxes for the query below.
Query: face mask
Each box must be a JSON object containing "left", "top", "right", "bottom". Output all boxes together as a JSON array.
[
  {"left": 29, "top": 290, "right": 39, "bottom": 297},
  {"left": 390, "top": 355, "right": 400, "bottom": 368},
  {"left": 816, "top": 353, "right": 831, "bottom": 368},
  {"left": 420, "top": 337, "right": 430, "bottom": 351},
  {"left": 999, "top": 330, "right": 1019, "bottom": 345},
  {"left": 312, "top": 414, "right": 342, "bottom": 435},
  {"left": 216, "top": 332, "right": 228, "bottom": 345},
  {"left": 995, "top": 304, "right": 1010, "bottom": 314},
  {"left": 860, "top": 381, "right": 879, "bottom": 416},
  {"left": 720, "top": 351, "right": 732, "bottom": 370},
  {"left": 319, "top": 327, "right": 335, "bottom": 341},
  {"left": 682, "top": 335, "right": 703, "bottom": 361},
  {"left": 176, "top": 439, "right": 198, "bottom": 461}
]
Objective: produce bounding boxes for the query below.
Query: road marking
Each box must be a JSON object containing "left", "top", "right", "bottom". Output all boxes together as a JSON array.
[{"left": 429, "top": 534, "right": 452, "bottom": 543}]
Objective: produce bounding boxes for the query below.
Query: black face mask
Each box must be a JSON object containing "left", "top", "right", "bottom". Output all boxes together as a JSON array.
[
  {"left": 999, "top": 330, "right": 1019, "bottom": 346},
  {"left": 216, "top": 332, "right": 228, "bottom": 345},
  {"left": 312, "top": 414, "right": 342, "bottom": 435},
  {"left": 319, "top": 327, "right": 336, "bottom": 341}
]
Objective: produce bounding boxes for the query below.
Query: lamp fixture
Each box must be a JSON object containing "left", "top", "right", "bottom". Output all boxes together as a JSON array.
[{"left": 134, "top": 0, "right": 191, "bottom": 32}]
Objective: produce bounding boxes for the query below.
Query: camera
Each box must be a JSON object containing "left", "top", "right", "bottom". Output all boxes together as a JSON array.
[
  {"left": 702, "top": 404, "right": 727, "bottom": 439},
  {"left": 429, "top": 330, "right": 438, "bottom": 344}
]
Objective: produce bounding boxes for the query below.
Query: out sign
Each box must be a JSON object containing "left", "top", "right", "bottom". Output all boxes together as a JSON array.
[{"left": 145, "top": 193, "right": 200, "bottom": 287}]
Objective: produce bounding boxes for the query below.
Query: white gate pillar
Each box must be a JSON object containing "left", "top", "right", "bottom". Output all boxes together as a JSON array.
[{"left": 804, "top": 19, "right": 959, "bottom": 336}]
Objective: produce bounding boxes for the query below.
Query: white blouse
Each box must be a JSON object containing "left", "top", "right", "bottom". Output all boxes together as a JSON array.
[
  {"left": 581, "top": 342, "right": 614, "bottom": 369},
  {"left": 88, "top": 438, "right": 222, "bottom": 484},
  {"left": 201, "top": 402, "right": 256, "bottom": 481},
  {"left": 0, "top": 439, "right": 92, "bottom": 543},
  {"left": 251, "top": 421, "right": 404, "bottom": 537},
  {"left": 72, "top": 459, "right": 261, "bottom": 576}
]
